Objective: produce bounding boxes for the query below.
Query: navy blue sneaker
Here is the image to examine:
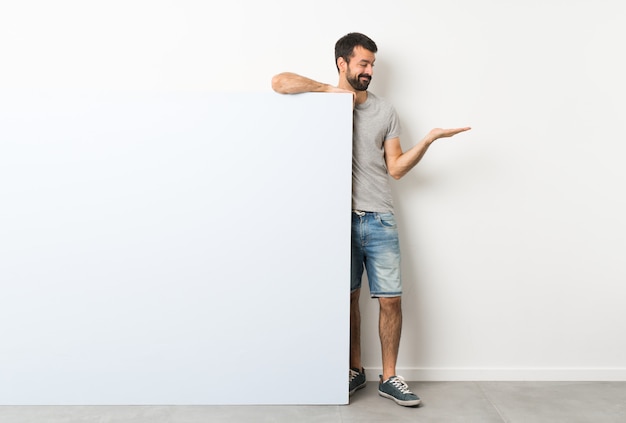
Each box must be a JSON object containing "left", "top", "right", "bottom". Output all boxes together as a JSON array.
[
  {"left": 378, "top": 375, "right": 421, "bottom": 406},
  {"left": 349, "top": 368, "right": 367, "bottom": 395}
]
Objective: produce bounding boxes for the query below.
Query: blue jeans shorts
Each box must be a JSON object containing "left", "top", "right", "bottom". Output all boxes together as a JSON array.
[{"left": 351, "top": 211, "right": 402, "bottom": 297}]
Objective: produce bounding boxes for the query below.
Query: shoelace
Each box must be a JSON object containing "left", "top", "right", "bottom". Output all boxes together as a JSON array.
[
  {"left": 349, "top": 369, "right": 359, "bottom": 382},
  {"left": 388, "top": 376, "right": 414, "bottom": 394}
]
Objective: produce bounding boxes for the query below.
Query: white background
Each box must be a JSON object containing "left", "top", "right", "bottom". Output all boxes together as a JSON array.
[{"left": 1, "top": 0, "right": 625, "bottom": 382}]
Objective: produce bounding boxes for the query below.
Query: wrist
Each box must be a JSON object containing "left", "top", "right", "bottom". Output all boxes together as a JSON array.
[
  {"left": 323, "top": 84, "right": 341, "bottom": 93},
  {"left": 423, "top": 135, "right": 436, "bottom": 147}
]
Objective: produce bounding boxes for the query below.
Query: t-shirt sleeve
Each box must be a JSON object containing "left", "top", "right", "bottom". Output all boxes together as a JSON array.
[{"left": 385, "top": 106, "right": 402, "bottom": 141}]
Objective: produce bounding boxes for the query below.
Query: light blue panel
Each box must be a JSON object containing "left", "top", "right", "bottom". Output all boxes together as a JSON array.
[{"left": 0, "top": 92, "right": 353, "bottom": 405}]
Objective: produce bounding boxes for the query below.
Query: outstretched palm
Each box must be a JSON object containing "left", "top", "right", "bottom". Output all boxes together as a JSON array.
[{"left": 428, "top": 127, "right": 472, "bottom": 140}]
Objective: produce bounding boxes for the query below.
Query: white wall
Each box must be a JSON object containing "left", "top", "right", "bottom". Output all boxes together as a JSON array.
[{"left": 1, "top": 0, "right": 625, "bottom": 381}]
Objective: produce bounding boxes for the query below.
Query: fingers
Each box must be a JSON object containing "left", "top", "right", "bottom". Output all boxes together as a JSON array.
[
  {"left": 452, "top": 127, "right": 471, "bottom": 136},
  {"left": 441, "top": 127, "right": 471, "bottom": 137}
]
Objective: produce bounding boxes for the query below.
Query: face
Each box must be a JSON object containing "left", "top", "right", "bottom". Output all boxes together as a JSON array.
[{"left": 343, "top": 46, "right": 375, "bottom": 91}]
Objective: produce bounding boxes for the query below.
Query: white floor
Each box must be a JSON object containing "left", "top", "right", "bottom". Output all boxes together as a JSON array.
[{"left": 2, "top": 381, "right": 626, "bottom": 422}]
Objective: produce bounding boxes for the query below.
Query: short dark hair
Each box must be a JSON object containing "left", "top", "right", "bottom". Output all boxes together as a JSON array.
[{"left": 334, "top": 32, "right": 378, "bottom": 71}]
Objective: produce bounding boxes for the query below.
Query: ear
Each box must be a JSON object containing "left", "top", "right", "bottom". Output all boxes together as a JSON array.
[{"left": 337, "top": 56, "right": 347, "bottom": 73}]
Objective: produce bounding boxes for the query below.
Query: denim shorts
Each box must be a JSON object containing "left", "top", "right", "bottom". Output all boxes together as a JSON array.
[{"left": 351, "top": 211, "right": 402, "bottom": 297}]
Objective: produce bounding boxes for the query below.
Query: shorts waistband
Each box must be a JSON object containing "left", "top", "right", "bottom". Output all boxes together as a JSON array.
[{"left": 353, "top": 210, "right": 393, "bottom": 216}]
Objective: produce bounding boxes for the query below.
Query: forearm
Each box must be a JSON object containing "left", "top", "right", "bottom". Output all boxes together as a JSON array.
[
  {"left": 271, "top": 72, "right": 335, "bottom": 94},
  {"left": 387, "top": 136, "right": 434, "bottom": 180},
  {"left": 386, "top": 126, "right": 471, "bottom": 179}
]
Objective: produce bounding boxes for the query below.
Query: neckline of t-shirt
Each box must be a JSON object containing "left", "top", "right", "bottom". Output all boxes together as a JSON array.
[{"left": 356, "top": 92, "right": 374, "bottom": 110}]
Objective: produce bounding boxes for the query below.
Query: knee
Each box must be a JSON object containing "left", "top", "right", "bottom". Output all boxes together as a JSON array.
[
  {"left": 350, "top": 289, "right": 361, "bottom": 305},
  {"left": 379, "top": 296, "right": 402, "bottom": 312}
]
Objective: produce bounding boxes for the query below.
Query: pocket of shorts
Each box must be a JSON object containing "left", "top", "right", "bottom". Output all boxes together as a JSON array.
[{"left": 377, "top": 213, "right": 397, "bottom": 229}]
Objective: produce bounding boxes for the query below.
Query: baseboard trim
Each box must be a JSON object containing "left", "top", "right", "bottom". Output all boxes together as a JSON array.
[{"left": 365, "top": 368, "right": 626, "bottom": 382}]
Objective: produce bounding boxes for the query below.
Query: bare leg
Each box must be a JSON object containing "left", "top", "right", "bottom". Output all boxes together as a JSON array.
[
  {"left": 350, "top": 289, "right": 362, "bottom": 370},
  {"left": 379, "top": 296, "right": 402, "bottom": 381}
]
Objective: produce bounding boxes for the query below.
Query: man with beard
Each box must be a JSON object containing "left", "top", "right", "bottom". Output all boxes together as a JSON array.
[{"left": 271, "top": 32, "right": 470, "bottom": 407}]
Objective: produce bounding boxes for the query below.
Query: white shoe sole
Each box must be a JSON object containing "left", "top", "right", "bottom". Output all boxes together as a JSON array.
[{"left": 378, "top": 390, "right": 421, "bottom": 406}]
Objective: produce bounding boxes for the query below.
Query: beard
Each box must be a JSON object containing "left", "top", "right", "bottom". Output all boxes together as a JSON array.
[{"left": 346, "top": 72, "right": 371, "bottom": 91}]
